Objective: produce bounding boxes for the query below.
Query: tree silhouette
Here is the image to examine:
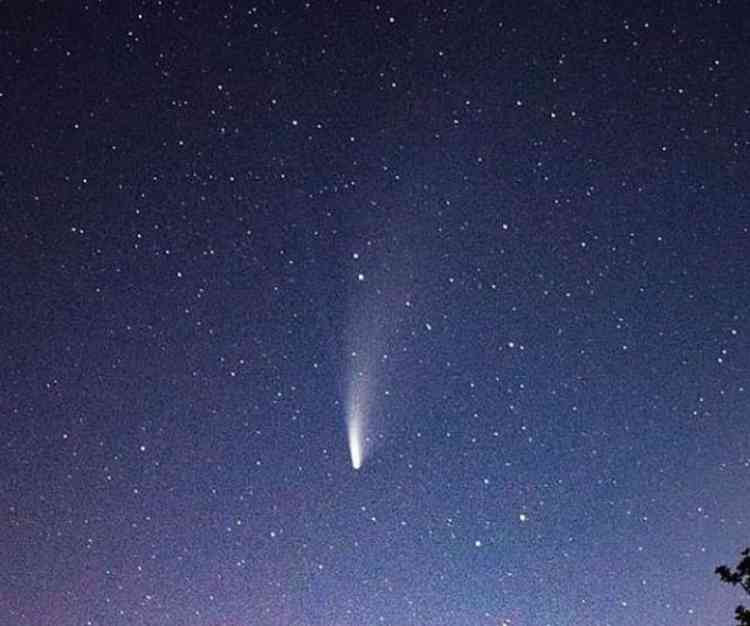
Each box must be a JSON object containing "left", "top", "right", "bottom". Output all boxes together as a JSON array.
[{"left": 716, "top": 547, "right": 750, "bottom": 626}]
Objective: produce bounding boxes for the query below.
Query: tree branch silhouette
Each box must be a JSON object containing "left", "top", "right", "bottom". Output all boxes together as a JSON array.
[{"left": 716, "top": 548, "right": 750, "bottom": 626}]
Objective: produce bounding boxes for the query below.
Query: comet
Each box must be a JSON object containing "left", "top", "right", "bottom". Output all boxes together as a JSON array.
[
  {"left": 343, "top": 243, "right": 401, "bottom": 470},
  {"left": 347, "top": 402, "right": 364, "bottom": 470},
  {"left": 345, "top": 373, "right": 370, "bottom": 470}
]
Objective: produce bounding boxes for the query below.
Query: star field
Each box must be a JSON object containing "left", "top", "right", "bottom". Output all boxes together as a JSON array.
[{"left": 2, "top": 2, "right": 749, "bottom": 625}]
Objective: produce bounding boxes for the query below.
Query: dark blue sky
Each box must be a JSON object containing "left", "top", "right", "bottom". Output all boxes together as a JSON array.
[{"left": 2, "top": 2, "right": 749, "bottom": 625}]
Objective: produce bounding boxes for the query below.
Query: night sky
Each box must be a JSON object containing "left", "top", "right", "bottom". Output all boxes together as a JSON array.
[{"left": 2, "top": 2, "right": 749, "bottom": 625}]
